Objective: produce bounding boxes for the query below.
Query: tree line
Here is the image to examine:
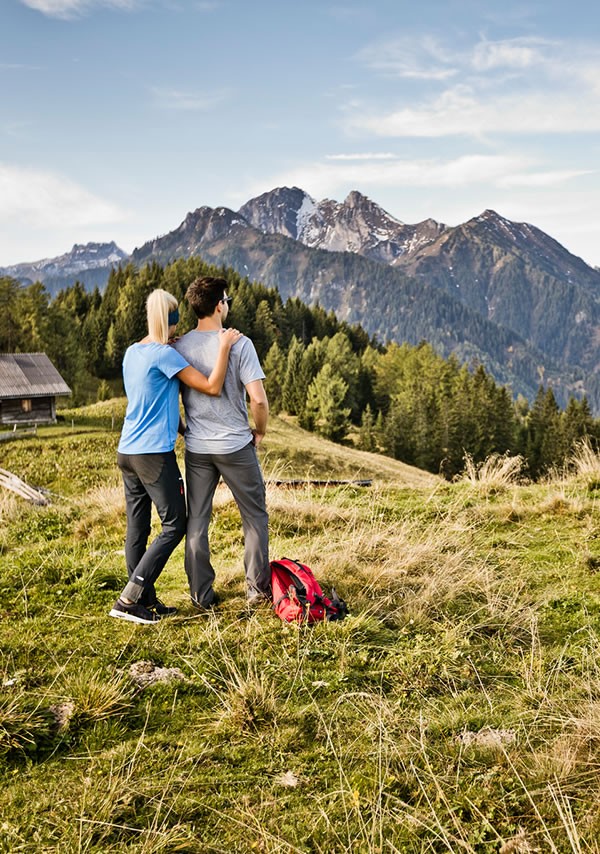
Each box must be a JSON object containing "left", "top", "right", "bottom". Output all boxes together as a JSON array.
[{"left": 1, "top": 257, "right": 598, "bottom": 479}]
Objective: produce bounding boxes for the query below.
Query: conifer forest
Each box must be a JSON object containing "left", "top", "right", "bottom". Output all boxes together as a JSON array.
[{"left": 1, "top": 257, "right": 598, "bottom": 480}]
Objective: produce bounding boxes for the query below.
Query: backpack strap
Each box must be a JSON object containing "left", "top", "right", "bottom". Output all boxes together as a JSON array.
[{"left": 273, "top": 591, "right": 293, "bottom": 609}]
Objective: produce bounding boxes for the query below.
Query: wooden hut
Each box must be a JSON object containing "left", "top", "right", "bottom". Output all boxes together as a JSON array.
[{"left": 0, "top": 353, "right": 71, "bottom": 427}]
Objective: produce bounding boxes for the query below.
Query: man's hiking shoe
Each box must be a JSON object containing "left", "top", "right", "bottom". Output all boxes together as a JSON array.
[
  {"left": 190, "top": 593, "right": 219, "bottom": 612},
  {"left": 149, "top": 599, "right": 177, "bottom": 617},
  {"left": 237, "top": 592, "right": 272, "bottom": 621},
  {"left": 109, "top": 599, "right": 160, "bottom": 625},
  {"left": 247, "top": 592, "right": 271, "bottom": 610}
]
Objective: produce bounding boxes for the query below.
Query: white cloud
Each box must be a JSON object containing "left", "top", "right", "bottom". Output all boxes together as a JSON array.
[
  {"left": 325, "top": 153, "right": 398, "bottom": 161},
  {"left": 357, "top": 35, "right": 458, "bottom": 80},
  {"left": 470, "top": 37, "right": 553, "bottom": 71},
  {"left": 241, "top": 153, "right": 536, "bottom": 202},
  {"left": 498, "top": 170, "right": 594, "bottom": 188},
  {"left": 150, "top": 86, "right": 230, "bottom": 111},
  {"left": 351, "top": 87, "right": 600, "bottom": 137},
  {"left": 357, "top": 34, "right": 563, "bottom": 80},
  {"left": 348, "top": 33, "right": 600, "bottom": 142},
  {"left": 236, "top": 154, "right": 592, "bottom": 218},
  {"left": 0, "top": 163, "right": 127, "bottom": 228},
  {"left": 0, "top": 63, "right": 42, "bottom": 70},
  {"left": 19, "top": 0, "right": 138, "bottom": 19}
]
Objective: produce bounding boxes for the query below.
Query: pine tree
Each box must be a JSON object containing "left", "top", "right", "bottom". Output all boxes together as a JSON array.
[
  {"left": 97, "top": 379, "right": 112, "bottom": 401},
  {"left": 305, "top": 364, "right": 350, "bottom": 442},
  {"left": 18, "top": 282, "right": 50, "bottom": 352},
  {"left": 324, "top": 332, "right": 360, "bottom": 419},
  {"left": 253, "top": 300, "right": 277, "bottom": 361},
  {"left": 526, "top": 386, "right": 561, "bottom": 477},
  {"left": 263, "top": 341, "right": 286, "bottom": 414},
  {"left": 282, "top": 336, "right": 306, "bottom": 415},
  {"left": 0, "top": 277, "right": 22, "bottom": 351},
  {"left": 358, "top": 404, "right": 376, "bottom": 451}
]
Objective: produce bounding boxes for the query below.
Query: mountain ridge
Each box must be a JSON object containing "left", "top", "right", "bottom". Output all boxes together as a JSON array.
[
  {"left": 130, "top": 205, "right": 587, "bottom": 405},
  {"left": 0, "top": 241, "right": 128, "bottom": 295},
  {"left": 4, "top": 186, "right": 600, "bottom": 408}
]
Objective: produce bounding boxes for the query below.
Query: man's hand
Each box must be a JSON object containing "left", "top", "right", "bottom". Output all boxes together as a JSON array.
[
  {"left": 246, "top": 380, "right": 268, "bottom": 446},
  {"left": 251, "top": 429, "right": 265, "bottom": 447}
]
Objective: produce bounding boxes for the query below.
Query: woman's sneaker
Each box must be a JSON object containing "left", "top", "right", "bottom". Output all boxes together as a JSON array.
[
  {"left": 109, "top": 599, "right": 161, "bottom": 625},
  {"left": 149, "top": 599, "right": 177, "bottom": 617}
]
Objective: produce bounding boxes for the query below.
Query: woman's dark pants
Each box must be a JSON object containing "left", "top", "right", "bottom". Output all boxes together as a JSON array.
[{"left": 117, "top": 451, "right": 186, "bottom": 605}]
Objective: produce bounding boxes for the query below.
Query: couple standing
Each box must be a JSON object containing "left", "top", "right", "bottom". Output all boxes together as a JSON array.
[{"left": 110, "top": 276, "right": 271, "bottom": 625}]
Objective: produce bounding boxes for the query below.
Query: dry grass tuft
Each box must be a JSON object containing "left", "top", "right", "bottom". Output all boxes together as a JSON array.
[
  {"left": 314, "top": 508, "right": 487, "bottom": 625},
  {"left": 188, "top": 620, "right": 279, "bottom": 734},
  {"left": 537, "top": 491, "right": 583, "bottom": 516},
  {"left": 74, "top": 484, "right": 124, "bottom": 537},
  {"left": 214, "top": 667, "right": 278, "bottom": 732},
  {"left": 73, "top": 732, "right": 203, "bottom": 852},
  {"left": 569, "top": 438, "right": 600, "bottom": 482},
  {"left": 0, "top": 491, "right": 23, "bottom": 523},
  {"left": 56, "top": 668, "right": 133, "bottom": 723},
  {"left": 461, "top": 453, "right": 526, "bottom": 495},
  {"left": 0, "top": 692, "right": 53, "bottom": 754}
]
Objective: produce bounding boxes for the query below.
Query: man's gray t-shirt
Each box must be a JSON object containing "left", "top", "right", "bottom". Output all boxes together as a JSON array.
[{"left": 174, "top": 330, "right": 265, "bottom": 454}]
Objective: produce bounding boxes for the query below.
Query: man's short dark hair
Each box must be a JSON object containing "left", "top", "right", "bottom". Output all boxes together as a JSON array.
[{"left": 186, "top": 276, "right": 228, "bottom": 319}]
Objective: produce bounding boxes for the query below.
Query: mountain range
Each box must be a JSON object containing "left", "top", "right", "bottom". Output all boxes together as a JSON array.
[
  {"left": 3, "top": 187, "right": 600, "bottom": 408},
  {"left": 0, "top": 242, "right": 128, "bottom": 294}
]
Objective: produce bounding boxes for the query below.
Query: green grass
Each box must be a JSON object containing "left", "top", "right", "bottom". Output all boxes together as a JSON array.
[{"left": 2, "top": 407, "right": 600, "bottom": 851}]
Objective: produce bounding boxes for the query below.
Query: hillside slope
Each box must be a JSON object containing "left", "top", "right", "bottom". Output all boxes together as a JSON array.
[{"left": 2, "top": 410, "right": 600, "bottom": 850}]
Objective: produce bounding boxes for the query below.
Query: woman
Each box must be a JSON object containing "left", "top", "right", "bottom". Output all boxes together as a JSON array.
[{"left": 109, "top": 288, "right": 241, "bottom": 625}]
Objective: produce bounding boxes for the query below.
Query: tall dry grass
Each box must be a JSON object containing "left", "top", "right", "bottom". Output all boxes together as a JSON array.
[
  {"left": 460, "top": 452, "right": 526, "bottom": 495},
  {"left": 569, "top": 438, "right": 600, "bottom": 482}
]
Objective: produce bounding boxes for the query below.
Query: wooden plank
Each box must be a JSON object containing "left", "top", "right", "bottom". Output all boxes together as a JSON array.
[
  {"left": 0, "top": 468, "right": 50, "bottom": 505},
  {"left": 268, "top": 479, "right": 372, "bottom": 488}
]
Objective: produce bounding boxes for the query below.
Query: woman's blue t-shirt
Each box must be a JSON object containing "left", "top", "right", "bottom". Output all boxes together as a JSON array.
[{"left": 118, "top": 342, "right": 189, "bottom": 455}]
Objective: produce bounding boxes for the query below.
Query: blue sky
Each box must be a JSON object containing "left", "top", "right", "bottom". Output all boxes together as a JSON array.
[{"left": 2, "top": 0, "right": 600, "bottom": 267}]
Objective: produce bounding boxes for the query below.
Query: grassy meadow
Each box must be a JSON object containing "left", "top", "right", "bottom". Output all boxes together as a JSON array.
[{"left": 2, "top": 401, "right": 600, "bottom": 852}]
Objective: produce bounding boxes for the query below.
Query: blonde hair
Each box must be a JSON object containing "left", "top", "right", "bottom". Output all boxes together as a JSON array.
[{"left": 146, "top": 289, "right": 178, "bottom": 344}]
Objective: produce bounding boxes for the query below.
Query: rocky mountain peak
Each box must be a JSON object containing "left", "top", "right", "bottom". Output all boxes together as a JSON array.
[
  {"left": 342, "top": 190, "right": 404, "bottom": 225},
  {"left": 344, "top": 189, "right": 370, "bottom": 208},
  {"left": 238, "top": 187, "right": 314, "bottom": 240},
  {"left": 236, "top": 186, "right": 438, "bottom": 264}
]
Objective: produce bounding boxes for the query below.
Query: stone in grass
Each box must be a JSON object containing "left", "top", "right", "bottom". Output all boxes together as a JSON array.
[
  {"left": 457, "top": 727, "right": 516, "bottom": 749},
  {"left": 49, "top": 700, "right": 76, "bottom": 731},
  {"left": 499, "top": 827, "right": 538, "bottom": 853},
  {"left": 275, "top": 771, "right": 301, "bottom": 788},
  {"left": 128, "top": 660, "right": 188, "bottom": 688}
]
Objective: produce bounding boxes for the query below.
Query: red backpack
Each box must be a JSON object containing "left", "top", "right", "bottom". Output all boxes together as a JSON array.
[{"left": 270, "top": 558, "right": 348, "bottom": 624}]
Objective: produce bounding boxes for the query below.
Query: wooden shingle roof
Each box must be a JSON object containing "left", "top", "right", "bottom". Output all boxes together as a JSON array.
[{"left": 0, "top": 354, "right": 71, "bottom": 399}]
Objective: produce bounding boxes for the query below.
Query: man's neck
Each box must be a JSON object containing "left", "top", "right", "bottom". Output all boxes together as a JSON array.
[{"left": 196, "top": 316, "right": 222, "bottom": 332}]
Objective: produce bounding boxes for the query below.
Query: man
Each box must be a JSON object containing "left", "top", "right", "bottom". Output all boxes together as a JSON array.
[{"left": 174, "top": 275, "right": 271, "bottom": 609}]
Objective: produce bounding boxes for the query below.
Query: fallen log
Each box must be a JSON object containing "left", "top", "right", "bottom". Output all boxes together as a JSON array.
[
  {"left": 0, "top": 468, "right": 50, "bottom": 505},
  {"left": 267, "top": 479, "right": 372, "bottom": 488}
]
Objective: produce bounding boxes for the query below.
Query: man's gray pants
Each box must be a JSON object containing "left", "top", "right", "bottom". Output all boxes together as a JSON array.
[{"left": 184, "top": 442, "right": 270, "bottom": 606}]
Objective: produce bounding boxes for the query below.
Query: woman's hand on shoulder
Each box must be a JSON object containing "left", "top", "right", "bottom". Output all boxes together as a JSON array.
[{"left": 219, "top": 328, "right": 243, "bottom": 349}]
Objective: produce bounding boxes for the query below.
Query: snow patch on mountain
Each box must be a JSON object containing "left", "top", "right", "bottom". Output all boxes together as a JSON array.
[{"left": 296, "top": 193, "right": 318, "bottom": 240}]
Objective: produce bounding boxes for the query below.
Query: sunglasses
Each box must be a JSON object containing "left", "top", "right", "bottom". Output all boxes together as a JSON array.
[{"left": 220, "top": 296, "right": 233, "bottom": 306}]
